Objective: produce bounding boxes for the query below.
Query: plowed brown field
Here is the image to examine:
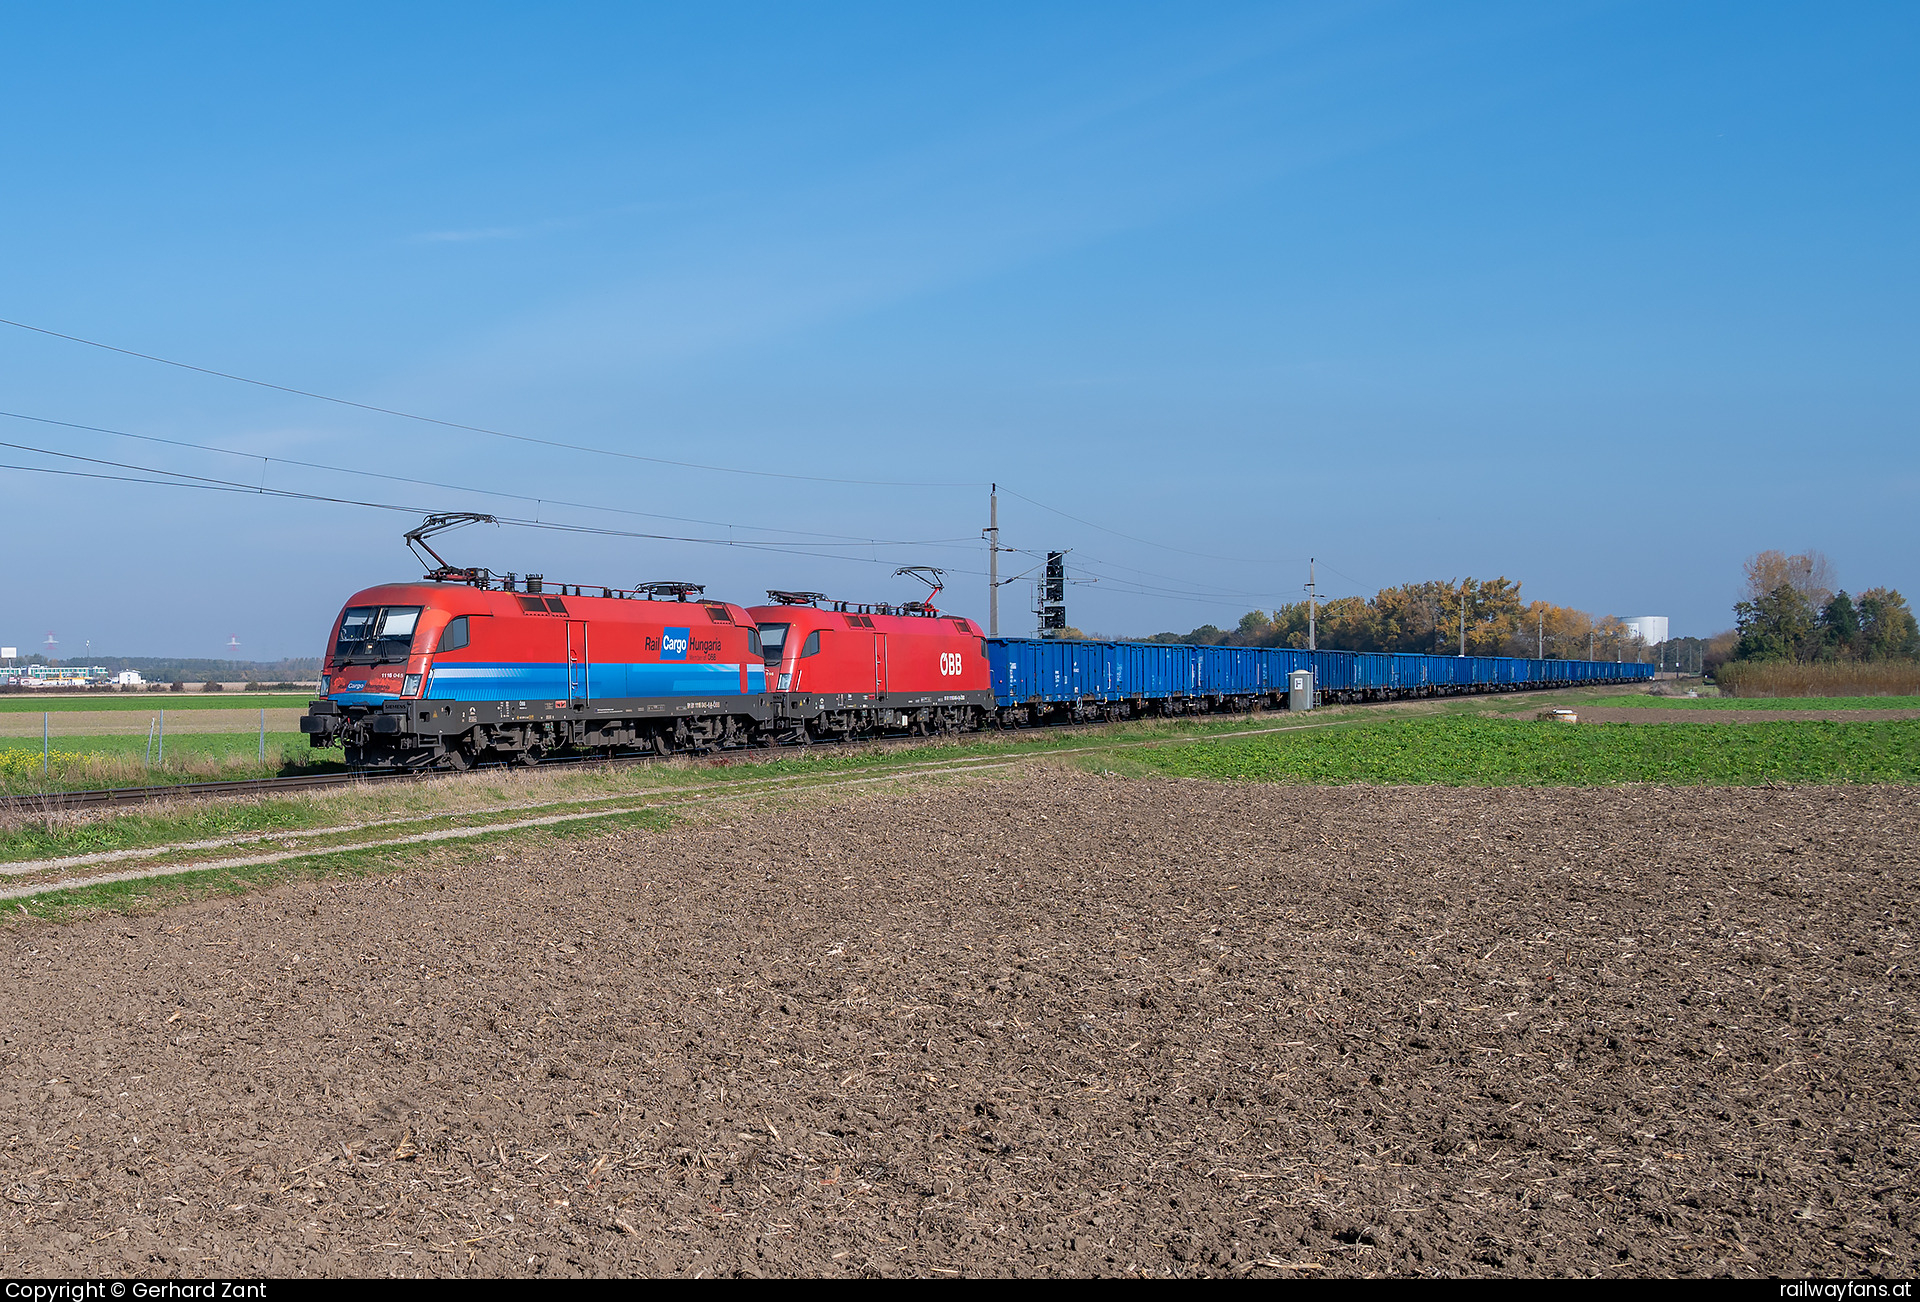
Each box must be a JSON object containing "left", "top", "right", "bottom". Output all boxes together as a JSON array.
[{"left": 1, "top": 774, "right": 1914, "bottom": 1277}]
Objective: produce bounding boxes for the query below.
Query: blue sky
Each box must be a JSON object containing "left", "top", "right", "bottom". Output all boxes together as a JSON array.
[{"left": 0, "top": 2, "right": 1913, "bottom": 659}]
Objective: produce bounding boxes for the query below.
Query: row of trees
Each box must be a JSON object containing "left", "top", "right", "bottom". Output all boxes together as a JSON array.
[
  {"left": 1730, "top": 550, "right": 1917, "bottom": 664},
  {"left": 1144, "top": 578, "right": 1642, "bottom": 660}
]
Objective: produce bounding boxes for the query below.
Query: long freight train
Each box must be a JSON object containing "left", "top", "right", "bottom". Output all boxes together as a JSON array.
[{"left": 300, "top": 565, "right": 1653, "bottom": 770}]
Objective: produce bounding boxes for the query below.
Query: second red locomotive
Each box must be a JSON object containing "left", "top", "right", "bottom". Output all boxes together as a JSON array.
[{"left": 749, "top": 588, "right": 991, "bottom": 743}]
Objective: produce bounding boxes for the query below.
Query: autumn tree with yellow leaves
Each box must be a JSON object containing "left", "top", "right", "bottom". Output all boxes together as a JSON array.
[{"left": 1151, "top": 577, "right": 1644, "bottom": 659}]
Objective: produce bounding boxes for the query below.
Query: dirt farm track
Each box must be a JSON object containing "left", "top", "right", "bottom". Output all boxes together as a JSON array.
[{"left": 0, "top": 773, "right": 1914, "bottom": 1277}]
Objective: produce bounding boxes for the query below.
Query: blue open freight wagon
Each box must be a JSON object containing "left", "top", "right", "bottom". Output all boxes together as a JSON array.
[{"left": 986, "top": 637, "right": 1651, "bottom": 715}]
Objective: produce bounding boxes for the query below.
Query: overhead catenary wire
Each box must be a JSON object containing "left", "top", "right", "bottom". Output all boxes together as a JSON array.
[
  {"left": 4, "top": 316, "right": 1304, "bottom": 571},
  {"left": 0, "top": 447, "right": 991, "bottom": 571},
  {"left": 1017, "top": 547, "right": 1305, "bottom": 605},
  {"left": 0, "top": 317, "right": 981, "bottom": 489},
  {"left": 0, "top": 445, "right": 1332, "bottom": 628},
  {"left": 1, "top": 315, "right": 1386, "bottom": 596},
  {"left": 998, "top": 487, "right": 1278, "bottom": 566},
  {"left": 0, "top": 442, "right": 1345, "bottom": 626},
  {"left": 0, "top": 409, "right": 971, "bottom": 549}
]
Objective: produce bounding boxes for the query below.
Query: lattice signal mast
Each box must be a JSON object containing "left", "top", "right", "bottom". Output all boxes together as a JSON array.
[{"left": 1037, "top": 551, "right": 1068, "bottom": 634}]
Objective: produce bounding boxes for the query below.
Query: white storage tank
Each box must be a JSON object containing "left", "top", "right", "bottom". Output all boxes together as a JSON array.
[{"left": 1622, "top": 615, "right": 1669, "bottom": 646}]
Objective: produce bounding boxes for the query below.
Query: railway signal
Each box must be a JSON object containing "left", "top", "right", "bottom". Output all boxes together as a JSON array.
[{"left": 1039, "top": 551, "right": 1068, "bottom": 633}]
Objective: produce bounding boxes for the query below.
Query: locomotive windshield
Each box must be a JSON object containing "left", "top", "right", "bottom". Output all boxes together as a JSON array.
[
  {"left": 334, "top": 605, "right": 423, "bottom": 664},
  {"left": 757, "top": 623, "right": 788, "bottom": 664}
]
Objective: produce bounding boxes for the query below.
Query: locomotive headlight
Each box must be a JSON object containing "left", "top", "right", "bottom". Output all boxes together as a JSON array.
[{"left": 402, "top": 674, "right": 422, "bottom": 697}]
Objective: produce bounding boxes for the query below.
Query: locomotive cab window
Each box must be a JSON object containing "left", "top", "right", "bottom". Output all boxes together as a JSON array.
[
  {"left": 746, "top": 628, "right": 763, "bottom": 658},
  {"left": 758, "top": 624, "right": 788, "bottom": 663},
  {"left": 335, "top": 606, "right": 423, "bottom": 664},
  {"left": 801, "top": 630, "right": 823, "bottom": 658},
  {"left": 438, "top": 616, "right": 470, "bottom": 652}
]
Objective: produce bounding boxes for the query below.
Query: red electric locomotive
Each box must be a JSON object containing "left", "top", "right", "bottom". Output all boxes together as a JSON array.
[
  {"left": 301, "top": 576, "right": 767, "bottom": 768},
  {"left": 748, "top": 568, "right": 993, "bottom": 742},
  {"left": 302, "top": 518, "right": 993, "bottom": 767},
  {"left": 300, "top": 514, "right": 772, "bottom": 767}
]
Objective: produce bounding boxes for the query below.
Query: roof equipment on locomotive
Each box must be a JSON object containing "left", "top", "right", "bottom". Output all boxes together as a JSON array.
[
  {"left": 893, "top": 566, "right": 945, "bottom": 615},
  {"left": 404, "top": 511, "right": 499, "bottom": 587},
  {"left": 634, "top": 581, "right": 706, "bottom": 601}
]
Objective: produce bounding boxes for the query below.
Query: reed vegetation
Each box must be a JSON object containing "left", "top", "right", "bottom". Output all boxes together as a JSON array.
[{"left": 1714, "top": 660, "right": 1920, "bottom": 698}]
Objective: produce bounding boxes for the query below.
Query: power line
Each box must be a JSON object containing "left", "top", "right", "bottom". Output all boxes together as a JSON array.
[
  {"left": 1057, "top": 551, "right": 1301, "bottom": 603},
  {"left": 999, "top": 487, "right": 1277, "bottom": 565},
  {"left": 0, "top": 408, "right": 970, "bottom": 549},
  {"left": 0, "top": 444, "right": 983, "bottom": 567},
  {"left": 0, "top": 316, "right": 1387, "bottom": 588},
  {"left": 0, "top": 316, "right": 982, "bottom": 489}
]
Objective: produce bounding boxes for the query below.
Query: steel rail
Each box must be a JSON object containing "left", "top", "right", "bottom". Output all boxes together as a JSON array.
[
  {"left": 2, "top": 708, "right": 1231, "bottom": 814},
  {"left": 1, "top": 681, "right": 1597, "bottom": 815}
]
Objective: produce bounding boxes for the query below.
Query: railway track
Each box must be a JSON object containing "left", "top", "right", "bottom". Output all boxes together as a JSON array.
[
  {"left": 0, "top": 683, "right": 1605, "bottom": 816},
  {"left": 0, "top": 768, "right": 421, "bottom": 811},
  {"left": 0, "top": 714, "right": 1349, "bottom": 904},
  {"left": 0, "top": 750, "right": 649, "bottom": 814},
  {"left": 3, "top": 707, "right": 1285, "bottom": 815}
]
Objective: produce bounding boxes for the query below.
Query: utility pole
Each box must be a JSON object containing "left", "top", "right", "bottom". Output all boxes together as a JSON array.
[
  {"left": 1537, "top": 612, "right": 1543, "bottom": 658},
  {"left": 984, "top": 484, "right": 1000, "bottom": 636},
  {"left": 1303, "top": 558, "right": 1318, "bottom": 652},
  {"left": 1459, "top": 589, "right": 1467, "bottom": 657},
  {"left": 1589, "top": 630, "right": 1595, "bottom": 660}
]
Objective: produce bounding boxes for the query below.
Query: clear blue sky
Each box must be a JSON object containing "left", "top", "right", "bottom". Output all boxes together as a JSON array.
[{"left": 0, "top": 2, "right": 1913, "bottom": 659}]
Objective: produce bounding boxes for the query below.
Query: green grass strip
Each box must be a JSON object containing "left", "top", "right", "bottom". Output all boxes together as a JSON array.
[
  {"left": 0, "top": 693, "right": 313, "bottom": 713},
  {"left": 1615, "top": 694, "right": 1920, "bottom": 710},
  {"left": 1101, "top": 715, "right": 1920, "bottom": 786},
  {"left": 5, "top": 806, "right": 675, "bottom": 923}
]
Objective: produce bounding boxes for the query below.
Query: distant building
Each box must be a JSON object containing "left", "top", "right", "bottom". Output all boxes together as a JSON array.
[
  {"left": 1, "top": 664, "right": 109, "bottom": 687},
  {"left": 113, "top": 670, "right": 146, "bottom": 686},
  {"left": 1622, "top": 615, "right": 1669, "bottom": 646}
]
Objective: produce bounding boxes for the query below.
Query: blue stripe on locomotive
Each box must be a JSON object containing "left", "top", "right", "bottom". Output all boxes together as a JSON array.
[
  {"left": 987, "top": 638, "right": 1651, "bottom": 705},
  {"left": 426, "top": 662, "right": 764, "bottom": 701}
]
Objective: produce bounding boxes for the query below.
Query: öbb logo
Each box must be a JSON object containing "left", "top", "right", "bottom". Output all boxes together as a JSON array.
[
  {"left": 660, "top": 627, "right": 691, "bottom": 661},
  {"left": 939, "top": 652, "right": 964, "bottom": 676}
]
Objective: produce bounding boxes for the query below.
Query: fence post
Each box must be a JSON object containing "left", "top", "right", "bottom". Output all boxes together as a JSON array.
[
  {"left": 42, "top": 712, "right": 48, "bottom": 777},
  {"left": 158, "top": 710, "right": 164, "bottom": 767},
  {"left": 146, "top": 717, "right": 155, "bottom": 769},
  {"left": 259, "top": 709, "right": 266, "bottom": 762}
]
